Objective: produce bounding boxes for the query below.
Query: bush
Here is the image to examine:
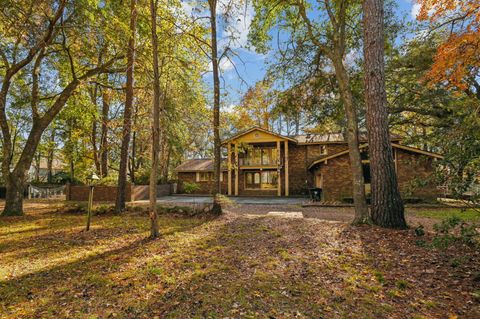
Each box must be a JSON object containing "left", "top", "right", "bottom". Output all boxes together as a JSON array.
[
  {"left": 51, "top": 172, "right": 82, "bottom": 185},
  {"left": 156, "top": 204, "right": 220, "bottom": 217},
  {"left": 183, "top": 182, "right": 200, "bottom": 194},
  {"left": 97, "top": 175, "right": 118, "bottom": 186},
  {"left": 93, "top": 204, "right": 115, "bottom": 215},
  {"left": 431, "top": 216, "right": 479, "bottom": 249}
]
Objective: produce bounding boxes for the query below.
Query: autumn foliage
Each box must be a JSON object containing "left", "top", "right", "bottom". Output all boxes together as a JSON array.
[{"left": 417, "top": 0, "right": 480, "bottom": 90}]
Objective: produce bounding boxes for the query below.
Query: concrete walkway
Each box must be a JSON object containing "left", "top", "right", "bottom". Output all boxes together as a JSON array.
[{"left": 153, "top": 195, "right": 306, "bottom": 205}]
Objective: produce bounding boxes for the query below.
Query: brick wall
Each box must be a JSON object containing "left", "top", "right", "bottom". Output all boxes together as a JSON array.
[
  {"left": 131, "top": 184, "right": 171, "bottom": 200},
  {"left": 177, "top": 172, "right": 228, "bottom": 195},
  {"left": 313, "top": 148, "right": 440, "bottom": 202},
  {"left": 66, "top": 183, "right": 172, "bottom": 202},
  {"left": 66, "top": 184, "right": 132, "bottom": 202},
  {"left": 288, "top": 144, "right": 311, "bottom": 195},
  {"left": 316, "top": 155, "right": 353, "bottom": 201},
  {"left": 326, "top": 144, "right": 349, "bottom": 154},
  {"left": 396, "top": 148, "right": 441, "bottom": 199}
]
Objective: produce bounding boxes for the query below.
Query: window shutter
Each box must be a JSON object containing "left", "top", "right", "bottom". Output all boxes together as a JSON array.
[{"left": 196, "top": 172, "right": 200, "bottom": 182}]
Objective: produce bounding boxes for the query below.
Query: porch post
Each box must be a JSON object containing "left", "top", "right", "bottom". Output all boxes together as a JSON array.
[
  {"left": 234, "top": 142, "right": 239, "bottom": 196},
  {"left": 227, "top": 143, "right": 232, "bottom": 195},
  {"left": 277, "top": 140, "right": 281, "bottom": 196},
  {"left": 284, "top": 140, "right": 289, "bottom": 196}
]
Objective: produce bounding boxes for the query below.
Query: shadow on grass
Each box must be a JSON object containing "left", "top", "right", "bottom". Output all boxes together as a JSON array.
[
  {"left": 137, "top": 216, "right": 342, "bottom": 318},
  {"left": 6, "top": 214, "right": 459, "bottom": 318},
  {"left": 0, "top": 216, "right": 211, "bottom": 316}
]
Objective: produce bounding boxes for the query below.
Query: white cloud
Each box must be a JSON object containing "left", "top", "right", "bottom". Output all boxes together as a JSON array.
[
  {"left": 223, "top": 3, "right": 254, "bottom": 49},
  {"left": 223, "top": 103, "right": 236, "bottom": 112},
  {"left": 181, "top": 2, "right": 193, "bottom": 16},
  {"left": 219, "top": 58, "right": 234, "bottom": 71},
  {"left": 207, "top": 58, "right": 234, "bottom": 73},
  {"left": 411, "top": 3, "right": 421, "bottom": 19}
]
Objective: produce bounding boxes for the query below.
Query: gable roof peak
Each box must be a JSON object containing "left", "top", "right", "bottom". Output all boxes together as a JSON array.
[{"left": 222, "top": 126, "right": 297, "bottom": 144}]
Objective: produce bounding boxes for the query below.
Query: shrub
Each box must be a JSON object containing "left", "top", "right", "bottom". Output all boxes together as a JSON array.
[
  {"left": 183, "top": 182, "right": 200, "bottom": 194},
  {"left": 431, "top": 216, "right": 479, "bottom": 249},
  {"left": 97, "top": 175, "right": 118, "bottom": 186},
  {"left": 414, "top": 225, "right": 425, "bottom": 236},
  {"left": 93, "top": 204, "right": 115, "bottom": 215}
]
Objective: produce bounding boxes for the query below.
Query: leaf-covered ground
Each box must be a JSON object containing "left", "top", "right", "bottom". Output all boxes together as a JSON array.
[{"left": 0, "top": 200, "right": 479, "bottom": 318}]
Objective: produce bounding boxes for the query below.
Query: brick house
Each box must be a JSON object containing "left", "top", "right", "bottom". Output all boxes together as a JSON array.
[{"left": 175, "top": 127, "right": 443, "bottom": 201}]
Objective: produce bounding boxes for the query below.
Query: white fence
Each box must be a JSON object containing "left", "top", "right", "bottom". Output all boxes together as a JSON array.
[{"left": 28, "top": 185, "right": 66, "bottom": 199}]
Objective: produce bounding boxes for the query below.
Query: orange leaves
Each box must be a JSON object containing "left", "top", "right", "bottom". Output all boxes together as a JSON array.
[
  {"left": 416, "top": 0, "right": 480, "bottom": 89},
  {"left": 427, "top": 31, "right": 480, "bottom": 90},
  {"left": 417, "top": 0, "right": 480, "bottom": 22}
]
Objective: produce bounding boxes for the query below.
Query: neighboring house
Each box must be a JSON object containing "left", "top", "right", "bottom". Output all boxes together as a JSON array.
[
  {"left": 175, "top": 127, "right": 443, "bottom": 201},
  {"left": 28, "top": 156, "right": 66, "bottom": 182}
]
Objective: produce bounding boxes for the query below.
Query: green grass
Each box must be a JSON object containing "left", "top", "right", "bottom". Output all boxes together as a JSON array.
[{"left": 412, "top": 209, "right": 480, "bottom": 222}]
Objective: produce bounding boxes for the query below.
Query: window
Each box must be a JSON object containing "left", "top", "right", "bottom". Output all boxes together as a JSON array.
[
  {"left": 245, "top": 172, "right": 260, "bottom": 189},
  {"left": 243, "top": 147, "right": 278, "bottom": 166},
  {"left": 320, "top": 145, "right": 327, "bottom": 155},
  {"left": 261, "top": 171, "right": 278, "bottom": 189},
  {"left": 245, "top": 171, "right": 278, "bottom": 190},
  {"left": 254, "top": 172, "right": 260, "bottom": 184},
  {"left": 196, "top": 172, "right": 212, "bottom": 182}
]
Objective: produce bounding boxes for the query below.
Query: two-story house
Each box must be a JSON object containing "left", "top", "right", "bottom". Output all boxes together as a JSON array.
[{"left": 174, "top": 127, "right": 443, "bottom": 201}]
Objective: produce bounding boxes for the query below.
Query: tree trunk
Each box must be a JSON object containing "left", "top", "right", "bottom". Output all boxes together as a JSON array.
[
  {"left": 34, "top": 152, "right": 41, "bottom": 182},
  {"left": 47, "top": 128, "right": 55, "bottom": 183},
  {"left": 331, "top": 54, "right": 370, "bottom": 224},
  {"left": 115, "top": 0, "right": 137, "bottom": 213},
  {"left": 1, "top": 123, "right": 44, "bottom": 216},
  {"left": 149, "top": 0, "right": 161, "bottom": 238},
  {"left": 100, "top": 90, "right": 109, "bottom": 177},
  {"left": 162, "top": 143, "right": 171, "bottom": 182},
  {"left": 70, "top": 161, "right": 75, "bottom": 183},
  {"left": 4, "top": 175, "right": 24, "bottom": 216},
  {"left": 91, "top": 100, "right": 101, "bottom": 176},
  {"left": 130, "top": 131, "right": 136, "bottom": 184},
  {"left": 363, "top": 0, "right": 406, "bottom": 228},
  {"left": 209, "top": 0, "right": 222, "bottom": 214}
]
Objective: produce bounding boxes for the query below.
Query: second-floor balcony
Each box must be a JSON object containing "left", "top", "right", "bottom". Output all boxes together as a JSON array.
[{"left": 238, "top": 147, "right": 280, "bottom": 167}]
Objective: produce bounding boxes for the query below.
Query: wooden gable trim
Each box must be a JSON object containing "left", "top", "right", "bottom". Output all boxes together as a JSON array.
[
  {"left": 391, "top": 144, "right": 444, "bottom": 159},
  {"left": 308, "top": 144, "right": 368, "bottom": 169},
  {"left": 308, "top": 143, "right": 443, "bottom": 169},
  {"left": 221, "top": 127, "right": 297, "bottom": 145}
]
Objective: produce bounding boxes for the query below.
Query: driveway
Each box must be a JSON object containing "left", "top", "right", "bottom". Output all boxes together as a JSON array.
[{"left": 154, "top": 195, "right": 306, "bottom": 205}]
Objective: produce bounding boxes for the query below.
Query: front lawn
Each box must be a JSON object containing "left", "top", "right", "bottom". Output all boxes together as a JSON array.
[
  {"left": 0, "top": 202, "right": 479, "bottom": 318},
  {"left": 412, "top": 208, "right": 480, "bottom": 222}
]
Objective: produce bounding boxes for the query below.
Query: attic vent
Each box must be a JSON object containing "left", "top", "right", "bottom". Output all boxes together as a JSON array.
[{"left": 254, "top": 133, "right": 259, "bottom": 138}]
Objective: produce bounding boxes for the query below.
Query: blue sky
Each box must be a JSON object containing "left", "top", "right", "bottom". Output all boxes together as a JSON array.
[{"left": 204, "top": 0, "right": 422, "bottom": 109}]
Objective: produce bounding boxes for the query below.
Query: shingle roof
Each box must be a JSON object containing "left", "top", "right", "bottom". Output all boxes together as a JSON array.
[
  {"left": 174, "top": 158, "right": 227, "bottom": 172},
  {"left": 293, "top": 133, "right": 346, "bottom": 144},
  {"left": 294, "top": 133, "right": 402, "bottom": 144}
]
